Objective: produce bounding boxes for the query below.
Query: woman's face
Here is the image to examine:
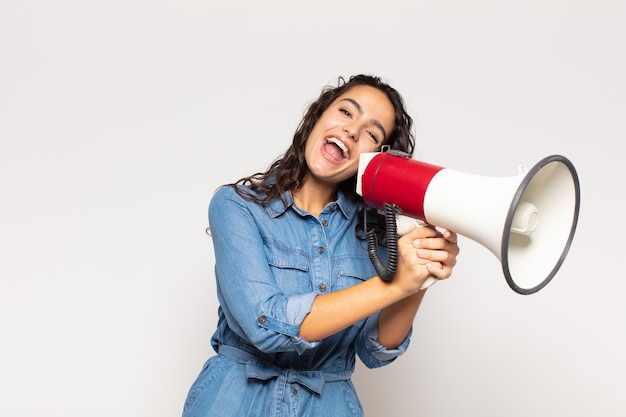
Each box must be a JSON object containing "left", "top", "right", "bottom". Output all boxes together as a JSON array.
[{"left": 303, "top": 84, "right": 396, "bottom": 186}]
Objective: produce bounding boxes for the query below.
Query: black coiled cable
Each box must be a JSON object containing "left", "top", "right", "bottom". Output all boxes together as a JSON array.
[{"left": 366, "top": 203, "right": 399, "bottom": 281}]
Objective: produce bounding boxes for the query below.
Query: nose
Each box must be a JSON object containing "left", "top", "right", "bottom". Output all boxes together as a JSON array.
[{"left": 344, "top": 124, "right": 358, "bottom": 141}]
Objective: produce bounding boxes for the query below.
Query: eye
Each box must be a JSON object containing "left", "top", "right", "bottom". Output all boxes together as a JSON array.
[
  {"left": 367, "top": 131, "right": 380, "bottom": 144},
  {"left": 339, "top": 107, "right": 352, "bottom": 118}
]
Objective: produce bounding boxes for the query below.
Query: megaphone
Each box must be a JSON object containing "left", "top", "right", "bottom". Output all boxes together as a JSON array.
[{"left": 356, "top": 150, "right": 580, "bottom": 295}]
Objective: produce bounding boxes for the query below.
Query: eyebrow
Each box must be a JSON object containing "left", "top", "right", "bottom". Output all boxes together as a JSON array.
[{"left": 340, "top": 98, "right": 388, "bottom": 140}]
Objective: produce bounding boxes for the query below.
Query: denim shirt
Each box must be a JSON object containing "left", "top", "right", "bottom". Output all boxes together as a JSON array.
[{"left": 207, "top": 184, "right": 411, "bottom": 378}]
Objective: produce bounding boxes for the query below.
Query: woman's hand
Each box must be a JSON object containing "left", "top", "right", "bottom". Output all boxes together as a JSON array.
[
  {"left": 301, "top": 226, "right": 459, "bottom": 344},
  {"left": 392, "top": 226, "right": 460, "bottom": 295}
]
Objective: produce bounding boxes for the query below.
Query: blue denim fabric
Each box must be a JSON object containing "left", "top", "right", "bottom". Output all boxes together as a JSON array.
[{"left": 182, "top": 185, "right": 411, "bottom": 417}]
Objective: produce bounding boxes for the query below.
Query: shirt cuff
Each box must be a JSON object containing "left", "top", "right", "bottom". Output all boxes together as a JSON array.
[
  {"left": 362, "top": 311, "right": 411, "bottom": 363},
  {"left": 286, "top": 292, "right": 318, "bottom": 325},
  {"left": 287, "top": 292, "right": 320, "bottom": 353}
]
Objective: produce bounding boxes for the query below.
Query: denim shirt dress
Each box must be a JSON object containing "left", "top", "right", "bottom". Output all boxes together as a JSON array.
[{"left": 182, "top": 185, "right": 411, "bottom": 417}]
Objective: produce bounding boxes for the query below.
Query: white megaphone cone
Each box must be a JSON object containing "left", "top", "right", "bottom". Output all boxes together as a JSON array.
[{"left": 356, "top": 151, "right": 580, "bottom": 295}]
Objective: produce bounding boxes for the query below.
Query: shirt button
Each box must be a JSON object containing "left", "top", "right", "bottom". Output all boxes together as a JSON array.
[
  {"left": 319, "top": 284, "right": 327, "bottom": 292},
  {"left": 258, "top": 315, "right": 267, "bottom": 324},
  {"left": 300, "top": 355, "right": 309, "bottom": 363},
  {"left": 291, "top": 388, "right": 298, "bottom": 395},
  {"left": 321, "top": 219, "right": 329, "bottom": 227},
  {"left": 317, "top": 246, "right": 325, "bottom": 254}
]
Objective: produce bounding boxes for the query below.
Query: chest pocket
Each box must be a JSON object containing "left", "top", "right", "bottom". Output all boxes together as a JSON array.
[
  {"left": 335, "top": 254, "right": 376, "bottom": 292},
  {"left": 264, "top": 237, "right": 312, "bottom": 295}
]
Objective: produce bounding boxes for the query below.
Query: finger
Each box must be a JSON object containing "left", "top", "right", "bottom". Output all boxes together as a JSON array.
[
  {"left": 418, "top": 248, "right": 457, "bottom": 267},
  {"left": 414, "top": 236, "right": 452, "bottom": 251},
  {"left": 442, "top": 229, "right": 458, "bottom": 244},
  {"left": 426, "top": 262, "right": 452, "bottom": 279},
  {"left": 407, "top": 225, "right": 440, "bottom": 239}
]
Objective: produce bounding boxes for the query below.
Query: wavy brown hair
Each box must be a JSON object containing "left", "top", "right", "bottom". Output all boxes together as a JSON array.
[{"left": 228, "top": 74, "right": 415, "bottom": 241}]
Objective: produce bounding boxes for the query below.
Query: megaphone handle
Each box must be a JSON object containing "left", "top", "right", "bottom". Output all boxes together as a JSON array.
[
  {"left": 420, "top": 276, "right": 438, "bottom": 290},
  {"left": 396, "top": 214, "right": 439, "bottom": 290},
  {"left": 367, "top": 204, "right": 440, "bottom": 290}
]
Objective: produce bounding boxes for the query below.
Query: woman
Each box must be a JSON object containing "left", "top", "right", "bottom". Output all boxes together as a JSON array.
[{"left": 183, "top": 75, "right": 459, "bottom": 417}]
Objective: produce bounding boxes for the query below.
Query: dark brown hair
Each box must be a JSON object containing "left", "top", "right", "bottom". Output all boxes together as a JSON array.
[{"left": 228, "top": 74, "right": 415, "bottom": 241}]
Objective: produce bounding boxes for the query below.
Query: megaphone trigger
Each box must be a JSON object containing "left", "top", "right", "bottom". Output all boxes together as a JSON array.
[{"left": 395, "top": 213, "right": 427, "bottom": 236}]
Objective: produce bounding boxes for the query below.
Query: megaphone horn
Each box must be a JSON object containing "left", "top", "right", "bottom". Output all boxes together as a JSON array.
[{"left": 356, "top": 151, "right": 581, "bottom": 295}]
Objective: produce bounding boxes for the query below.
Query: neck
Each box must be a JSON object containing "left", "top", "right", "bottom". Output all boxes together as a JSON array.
[{"left": 292, "top": 179, "right": 337, "bottom": 217}]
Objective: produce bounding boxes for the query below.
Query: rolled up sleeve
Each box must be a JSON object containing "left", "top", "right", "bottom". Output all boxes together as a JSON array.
[
  {"left": 356, "top": 311, "right": 411, "bottom": 368},
  {"left": 210, "top": 187, "right": 318, "bottom": 354},
  {"left": 256, "top": 292, "right": 320, "bottom": 353}
]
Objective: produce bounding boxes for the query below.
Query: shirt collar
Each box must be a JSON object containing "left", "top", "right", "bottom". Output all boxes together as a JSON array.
[
  {"left": 266, "top": 190, "right": 358, "bottom": 220},
  {"left": 333, "top": 191, "right": 357, "bottom": 219}
]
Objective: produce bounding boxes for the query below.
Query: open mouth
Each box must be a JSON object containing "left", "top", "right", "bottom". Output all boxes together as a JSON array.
[{"left": 324, "top": 137, "right": 349, "bottom": 160}]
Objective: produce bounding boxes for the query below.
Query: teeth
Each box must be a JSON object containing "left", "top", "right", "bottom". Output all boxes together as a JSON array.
[{"left": 327, "top": 137, "right": 348, "bottom": 158}]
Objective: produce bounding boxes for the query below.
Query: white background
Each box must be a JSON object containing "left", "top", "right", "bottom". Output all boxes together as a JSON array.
[{"left": 1, "top": 1, "right": 624, "bottom": 416}]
